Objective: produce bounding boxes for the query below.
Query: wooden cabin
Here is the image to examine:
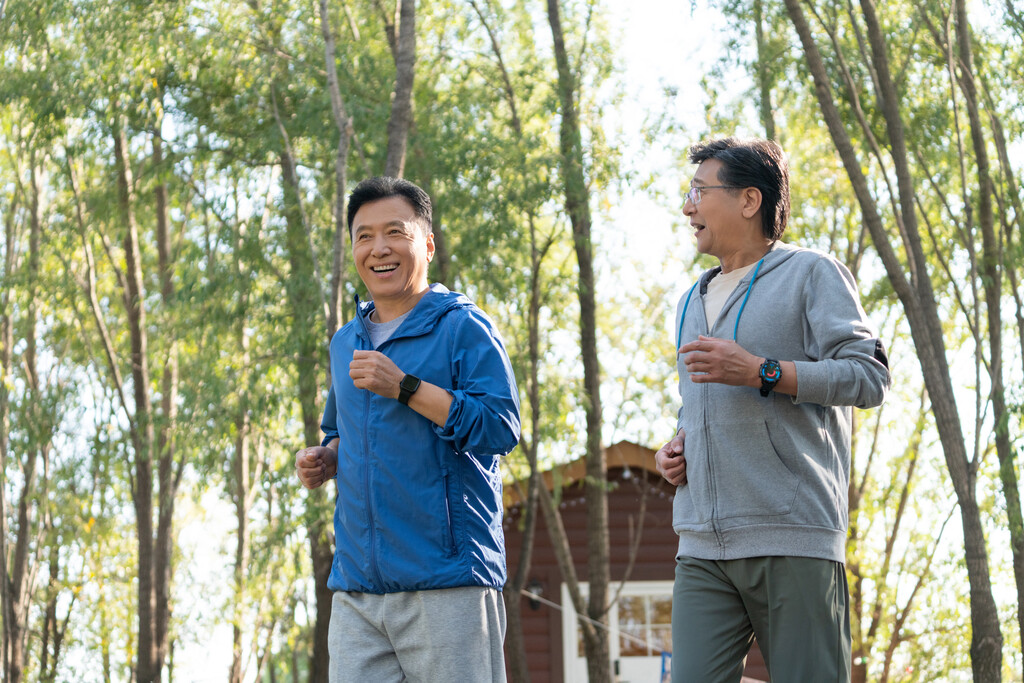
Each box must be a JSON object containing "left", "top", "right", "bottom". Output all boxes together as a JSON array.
[{"left": 502, "top": 440, "right": 769, "bottom": 682}]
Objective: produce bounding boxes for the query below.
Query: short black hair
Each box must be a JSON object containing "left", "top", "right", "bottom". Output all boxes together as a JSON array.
[
  {"left": 687, "top": 137, "right": 790, "bottom": 241},
  {"left": 347, "top": 176, "right": 432, "bottom": 235}
]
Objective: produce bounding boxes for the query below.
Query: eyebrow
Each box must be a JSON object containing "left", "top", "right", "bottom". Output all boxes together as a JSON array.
[{"left": 353, "top": 220, "right": 410, "bottom": 235}]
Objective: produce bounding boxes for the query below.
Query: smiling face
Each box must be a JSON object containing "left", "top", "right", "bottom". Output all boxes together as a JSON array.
[{"left": 351, "top": 195, "right": 434, "bottom": 320}]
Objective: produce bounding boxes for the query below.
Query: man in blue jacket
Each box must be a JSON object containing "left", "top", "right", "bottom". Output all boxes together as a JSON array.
[
  {"left": 655, "top": 138, "right": 890, "bottom": 683},
  {"left": 296, "top": 176, "right": 520, "bottom": 682}
]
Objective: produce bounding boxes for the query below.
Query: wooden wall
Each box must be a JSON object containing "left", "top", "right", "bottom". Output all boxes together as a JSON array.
[{"left": 502, "top": 441, "right": 769, "bottom": 682}]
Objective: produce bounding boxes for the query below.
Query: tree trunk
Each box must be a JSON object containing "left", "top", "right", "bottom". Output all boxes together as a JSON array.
[
  {"left": 309, "top": 525, "right": 334, "bottom": 682},
  {"left": 546, "top": 1, "right": 610, "bottom": 679},
  {"left": 280, "top": 150, "right": 333, "bottom": 682},
  {"left": 782, "top": 1, "right": 1004, "bottom": 679},
  {"left": 40, "top": 538, "right": 70, "bottom": 682},
  {"left": 114, "top": 127, "right": 160, "bottom": 683},
  {"left": 464, "top": 4, "right": 546, "bottom": 677},
  {"left": 319, "top": 0, "right": 352, "bottom": 333},
  {"left": 229, "top": 230, "right": 254, "bottom": 683},
  {"left": 2, "top": 161, "right": 46, "bottom": 683},
  {"left": 953, "top": 6, "right": 1024, "bottom": 674},
  {"left": 850, "top": 391, "right": 927, "bottom": 681},
  {"left": 0, "top": 183, "right": 13, "bottom": 682},
  {"left": 384, "top": 0, "right": 416, "bottom": 178},
  {"left": 753, "top": 0, "right": 777, "bottom": 140},
  {"left": 152, "top": 115, "right": 179, "bottom": 681},
  {"left": 985, "top": 94, "right": 1024, "bottom": 659},
  {"left": 503, "top": 214, "right": 549, "bottom": 683},
  {"left": 229, "top": 421, "right": 252, "bottom": 683}
]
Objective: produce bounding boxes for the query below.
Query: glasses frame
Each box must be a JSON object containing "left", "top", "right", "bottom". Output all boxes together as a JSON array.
[{"left": 684, "top": 184, "right": 739, "bottom": 205}]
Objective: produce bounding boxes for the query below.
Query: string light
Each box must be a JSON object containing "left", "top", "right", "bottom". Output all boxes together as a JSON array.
[{"left": 518, "top": 588, "right": 667, "bottom": 655}]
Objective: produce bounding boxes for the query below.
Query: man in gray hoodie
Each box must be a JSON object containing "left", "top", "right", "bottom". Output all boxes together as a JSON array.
[{"left": 655, "top": 137, "right": 890, "bottom": 683}]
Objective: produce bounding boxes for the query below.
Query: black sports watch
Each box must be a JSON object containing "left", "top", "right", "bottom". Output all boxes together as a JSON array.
[
  {"left": 398, "top": 374, "right": 421, "bottom": 405},
  {"left": 758, "top": 359, "right": 781, "bottom": 397}
]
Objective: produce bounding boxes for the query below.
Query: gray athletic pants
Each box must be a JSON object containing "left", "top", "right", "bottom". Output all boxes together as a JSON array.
[
  {"left": 672, "top": 555, "right": 851, "bottom": 683},
  {"left": 328, "top": 586, "right": 507, "bottom": 683}
]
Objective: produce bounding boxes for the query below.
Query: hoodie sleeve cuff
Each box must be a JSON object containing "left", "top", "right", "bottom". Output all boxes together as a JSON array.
[{"left": 792, "top": 360, "right": 829, "bottom": 405}]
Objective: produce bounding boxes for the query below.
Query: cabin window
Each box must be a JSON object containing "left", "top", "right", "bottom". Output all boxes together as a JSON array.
[{"left": 562, "top": 580, "right": 673, "bottom": 682}]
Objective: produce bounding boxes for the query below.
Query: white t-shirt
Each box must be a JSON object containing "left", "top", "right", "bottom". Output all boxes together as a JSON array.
[{"left": 703, "top": 262, "right": 757, "bottom": 328}]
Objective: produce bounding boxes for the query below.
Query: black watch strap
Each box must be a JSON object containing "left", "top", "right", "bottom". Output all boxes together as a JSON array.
[
  {"left": 759, "top": 359, "right": 781, "bottom": 397},
  {"left": 398, "top": 374, "right": 421, "bottom": 405}
]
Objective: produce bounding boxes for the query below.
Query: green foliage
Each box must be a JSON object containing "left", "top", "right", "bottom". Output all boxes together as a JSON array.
[
  {"left": 9, "top": 0, "right": 1022, "bottom": 678},
  {"left": 1, "top": 0, "right": 642, "bottom": 676}
]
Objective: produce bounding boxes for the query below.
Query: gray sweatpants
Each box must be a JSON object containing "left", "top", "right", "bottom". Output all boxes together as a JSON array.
[{"left": 328, "top": 586, "right": 507, "bottom": 683}]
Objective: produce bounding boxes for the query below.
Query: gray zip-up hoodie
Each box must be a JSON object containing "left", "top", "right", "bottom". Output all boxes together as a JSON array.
[{"left": 672, "top": 242, "right": 890, "bottom": 563}]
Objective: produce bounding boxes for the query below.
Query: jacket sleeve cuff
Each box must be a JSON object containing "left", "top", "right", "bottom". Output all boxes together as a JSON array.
[{"left": 434, "top": 390, "right": 520, "bottom": 455}]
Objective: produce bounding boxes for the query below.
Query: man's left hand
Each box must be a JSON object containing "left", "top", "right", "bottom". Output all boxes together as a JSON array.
[
  {"left": 679, "top": 335, "right": 759, "bottom": 387},
  {"left": 350, "top": 350, "right": 405, "bottom": 399}
]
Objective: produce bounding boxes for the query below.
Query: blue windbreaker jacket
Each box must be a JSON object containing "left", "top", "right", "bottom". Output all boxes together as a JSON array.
[{"left": 321, "top": 284, "right": 521, "bottom": 594}]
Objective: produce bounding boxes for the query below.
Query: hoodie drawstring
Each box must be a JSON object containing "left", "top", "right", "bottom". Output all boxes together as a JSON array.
[
  {"left": 732, "top": 257, "right": 765, "bottom": 341},
  {"left": 676, "top": 257, "right": 766, "bottom": 352}
]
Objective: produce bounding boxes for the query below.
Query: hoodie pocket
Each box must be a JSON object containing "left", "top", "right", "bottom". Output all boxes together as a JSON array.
[
  {"left": 672, "top": 426, "right": 714, "bottom": 530},
  {"left": 711, "top": 419, "right": 800, "bottom": 520}
]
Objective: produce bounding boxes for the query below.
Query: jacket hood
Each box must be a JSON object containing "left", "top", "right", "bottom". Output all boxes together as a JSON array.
[
  {"left": 355, "top": 283, "right": 472, "bottom": 339},
  {"left": 698, "top": 241, "right": 801, "bottom": 294}
]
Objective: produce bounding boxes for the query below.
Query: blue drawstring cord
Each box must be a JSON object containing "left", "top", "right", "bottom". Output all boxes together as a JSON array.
[
  {"left": 732, "top": 257, "right": 765, "bottom": 341},
  {"left": 676, "top": 257, "right": 765, "bottom": 352},
  {"left": 675, "top": 283, "right": 698, "bottom": 352}
]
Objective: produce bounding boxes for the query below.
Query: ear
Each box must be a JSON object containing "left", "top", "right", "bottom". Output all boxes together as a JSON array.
[
  {"left": 425, "top": 231, "right": 436, "bottom": 262},
  {"left": 740, "top": 187, "right": 763, "bottom": 220}
]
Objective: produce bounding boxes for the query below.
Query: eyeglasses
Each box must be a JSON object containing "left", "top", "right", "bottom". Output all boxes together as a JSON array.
[{"left": 684, "top": 185, "right": 738, "bottom": 205}]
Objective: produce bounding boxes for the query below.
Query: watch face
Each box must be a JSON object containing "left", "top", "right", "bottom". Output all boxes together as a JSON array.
[
  {"left": 398, "top": 374, "right": 420, "bottom": 405},
  {"left": 760, "top": 361, "right": 781, "bottom": 382}
]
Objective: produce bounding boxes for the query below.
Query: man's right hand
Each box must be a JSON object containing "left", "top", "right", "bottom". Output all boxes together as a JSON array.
[
  {"left": 295, "top": 446, "right": 338, "bottom": 490},
  {"left": 655, "top": 431, "right": 687, "bottom": 486}
]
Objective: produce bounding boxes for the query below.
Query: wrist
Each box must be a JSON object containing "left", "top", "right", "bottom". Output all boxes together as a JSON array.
[
  {"left": 758, "top": 358, "right": 782, "bottom": 396},
  {"left": 398, "top": 374, "right": 421, "bottom": 405}
]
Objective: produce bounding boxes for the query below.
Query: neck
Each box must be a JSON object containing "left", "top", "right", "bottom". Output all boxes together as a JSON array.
[
  {"left": 719, "top": 242, "right": 772, "bottom": 273},
  {"left": 371, "top": 284, "right": 430, "bottom": 322}
]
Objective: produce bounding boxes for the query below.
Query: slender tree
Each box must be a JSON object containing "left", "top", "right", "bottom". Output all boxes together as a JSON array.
[
  {"left": 547, "top": 0, "right": 611, "bottom": 679},
  {"left": 384, "top": 0, "right": 416, "bottom": 178},
  {"left": 781, "top": 0, "right": 1005, "bottom": 678},
  {"left": 947, "top": 3, "right": 1024, "bottom": 669}
]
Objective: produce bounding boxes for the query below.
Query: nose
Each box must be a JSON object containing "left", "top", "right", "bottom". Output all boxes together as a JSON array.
[
  {"left": 370, "top": 233, "right": 391, "bottom": 256},
  {"left": 683, "top": 197, "right": 696, "bottom": 216}
]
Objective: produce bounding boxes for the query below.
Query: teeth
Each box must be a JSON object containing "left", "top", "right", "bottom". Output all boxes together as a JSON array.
[{"left": 372, "top": 265, "right": 397, "bottom": 272}]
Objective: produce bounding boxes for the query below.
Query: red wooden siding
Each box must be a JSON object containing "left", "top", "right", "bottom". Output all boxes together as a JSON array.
[{"left": 502, "top": 441, "right": 769, "bottom": 682}]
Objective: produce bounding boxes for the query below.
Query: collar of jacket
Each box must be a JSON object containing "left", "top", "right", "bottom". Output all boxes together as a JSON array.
[{"left": 352, "top": 283, "right": 472, "bottom": 341}]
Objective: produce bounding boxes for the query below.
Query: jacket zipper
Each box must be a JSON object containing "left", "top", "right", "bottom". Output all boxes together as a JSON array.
[
  {"left": 700, "top": 296, "right": 725, "bottom": 553},
  {"left": 362, "top": 390, "right": 385, "bottom": 589},
  {"left": 355, "top": 306, "right": 386, "bottom": 591},
  {"left": 441, "top": 468, "right": 457, "bottom": 556}
]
